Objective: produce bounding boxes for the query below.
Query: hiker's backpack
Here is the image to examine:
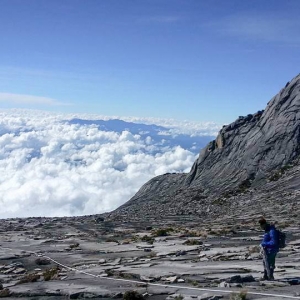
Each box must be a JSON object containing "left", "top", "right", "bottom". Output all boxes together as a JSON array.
[{"left": 277, "top": 229, "right": 286, "bottom": 249}]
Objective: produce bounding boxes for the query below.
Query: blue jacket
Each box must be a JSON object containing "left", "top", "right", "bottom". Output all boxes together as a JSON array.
[{"left": 261, "top": 225, "right": 279, "bottom": 254}]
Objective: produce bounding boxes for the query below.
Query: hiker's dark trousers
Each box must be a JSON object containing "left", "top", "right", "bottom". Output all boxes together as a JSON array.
[{"left": 263, "top": 252, "right": 277, "bottom": 279}]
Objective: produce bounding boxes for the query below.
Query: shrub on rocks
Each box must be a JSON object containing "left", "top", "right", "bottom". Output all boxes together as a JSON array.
[
  {"left": 43, "top": 267, "right": 60, "bottom": 281},
  {"left": 151, "top": 228, "right": 173, "bottom": 237},
  {"left": 69, "top": 243, "right": 80, "bottom": 249},
  {"left": 141, "top": 235, "right": 155, "bottom": 244},
  {"left": 105, "top": 269, "right": 115, "bottom": 277},
  {"left": 123, "top": 290, "right": 144, "bottom": 300},
  {"left": 152, "top": 228, "right": 168, "bottom": 236},
  {"left": 183, "top": 239, "right": 203, "bottom": 245},
  {"left": 230, "top": 290, "right": 247, "bottom": 300},
  {"left": 181, "top": 229, "right": 207, "bottom": 238}
]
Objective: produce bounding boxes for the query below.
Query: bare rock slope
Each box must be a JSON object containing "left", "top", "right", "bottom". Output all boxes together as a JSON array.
[{"left": 110, "top": 74, "right": 300, "bottom": 221}]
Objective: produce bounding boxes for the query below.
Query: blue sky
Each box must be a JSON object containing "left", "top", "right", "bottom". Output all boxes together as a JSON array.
[{"left": 1, "top": 0, "right": 300, "bottom": 124}]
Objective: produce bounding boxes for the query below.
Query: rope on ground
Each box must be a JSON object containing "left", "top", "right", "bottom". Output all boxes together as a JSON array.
[{"left": 1, "top": 245, "right": 300, "bottom": 299}]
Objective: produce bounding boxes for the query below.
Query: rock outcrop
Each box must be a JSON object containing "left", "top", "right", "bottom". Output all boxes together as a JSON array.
[
  {"left": 111, "top": 74, "right": 300, "bottom": 221},
  {"left": 186, "top": 75, "right": 300, "bottom": 192}
]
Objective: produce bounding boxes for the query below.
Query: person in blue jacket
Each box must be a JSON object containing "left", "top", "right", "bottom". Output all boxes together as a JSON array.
[{"left": 259, "top": 217, "right": 279, "bottom": 280}]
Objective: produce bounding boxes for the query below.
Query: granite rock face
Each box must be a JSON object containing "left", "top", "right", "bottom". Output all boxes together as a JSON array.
[
  {"left": 186, "top": 74, "right": 300, "bottom": 192},
  {"left": 112, "top": 74, "right": 300, "bottom": 220}
]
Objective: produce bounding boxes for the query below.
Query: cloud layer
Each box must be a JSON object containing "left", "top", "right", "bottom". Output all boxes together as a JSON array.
[{"left": 0, "top": 109, "right": 219, "bottom": 219}]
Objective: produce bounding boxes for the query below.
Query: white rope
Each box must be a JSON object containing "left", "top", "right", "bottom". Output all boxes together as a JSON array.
[{"left": 1, "top": 245, "right": 300, "bottom": 299}]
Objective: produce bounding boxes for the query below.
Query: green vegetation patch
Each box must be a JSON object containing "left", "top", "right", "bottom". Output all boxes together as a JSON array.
[
  {"left": 183, "top": 239, "right": 203, "bottom": 246},
  {"left": 141, "top": 235, "right": 155, "bottom": 244},
  {"left": 43, "top": 267, "right": 60, "bottom": 281},
  {"left": 151, "top": 227, "right": 174, "bottom": 237},
  {"left": 123, "top": 290, "right": 145, "bottom": 300}
]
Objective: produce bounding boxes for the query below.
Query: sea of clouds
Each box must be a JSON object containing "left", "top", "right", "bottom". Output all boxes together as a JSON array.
[{"left": 0, "top": 109, "right": 220, "bottom": 219}]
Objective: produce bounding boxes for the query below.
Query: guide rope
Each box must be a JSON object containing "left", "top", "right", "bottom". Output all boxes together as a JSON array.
[{"left": 0, "top": 245, "right": 300, "bottom": 299}]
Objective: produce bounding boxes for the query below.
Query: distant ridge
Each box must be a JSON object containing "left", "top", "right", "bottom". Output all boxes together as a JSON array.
[{"left": 68, "top": 118, "right": 215, "bottom": 154}]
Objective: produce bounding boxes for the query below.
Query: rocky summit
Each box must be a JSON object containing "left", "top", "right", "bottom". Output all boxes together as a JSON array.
[{"left": 110, "top": 74, "right": 300, "bottom": 223}]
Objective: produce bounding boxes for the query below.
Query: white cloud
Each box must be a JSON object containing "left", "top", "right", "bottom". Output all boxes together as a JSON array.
[
  {"left": 77, "top": 115, "right": 220, "bottom": 136},
  {"left": 0, "top": 93, "right": 70, "bottom": 106},
  {"left": 0, "top": 109, "right": 220, "bottom": 219}
]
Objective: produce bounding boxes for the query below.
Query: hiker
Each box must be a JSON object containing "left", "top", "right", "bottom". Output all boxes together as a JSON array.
[{"left": 259, "top": 217, "right": 279, "bottom": 280}]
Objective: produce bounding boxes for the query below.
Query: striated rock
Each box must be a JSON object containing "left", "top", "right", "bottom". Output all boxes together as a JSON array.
[
  {"left": 163, "top": 275, "right": 178, "bottom": 283},
  {"left": 110, "top": 73, "right": 300, "bottom": 222},
  {"left": 140, "top": 275, "right": 155, "bottom": 282},
  {"left": 12, "top": 267, "right": 26, "bottom": 274},
  {"left": 185, "top": 76, "right": 300, "bottom": 192}
]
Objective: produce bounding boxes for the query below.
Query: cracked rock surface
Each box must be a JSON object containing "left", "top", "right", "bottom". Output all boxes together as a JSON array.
[{"left": 0, "top": 216, "right": 300, "bottom": 299}]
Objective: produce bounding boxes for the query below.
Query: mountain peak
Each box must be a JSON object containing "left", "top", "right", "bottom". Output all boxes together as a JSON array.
[
  {"left": 185, "top": 73, "right": 300, "bottom": 191},
  {"left": 110, "top": 74, "right": 300, "bottom": 222}
]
